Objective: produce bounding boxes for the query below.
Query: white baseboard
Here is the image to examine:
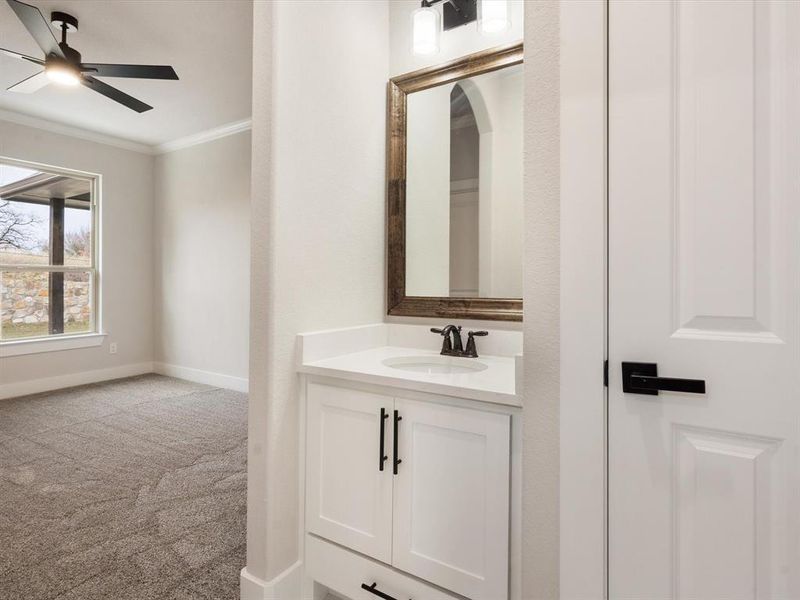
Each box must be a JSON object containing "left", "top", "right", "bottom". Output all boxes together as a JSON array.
[
  {"left": 241, "top": 563, "right": 303, "bottom": 600},
  {"left": 0, "top": 361, "right": 154, "bottom": 400},
  {"left": 154, "top": 362, "right": 249, "bottom": 393}
]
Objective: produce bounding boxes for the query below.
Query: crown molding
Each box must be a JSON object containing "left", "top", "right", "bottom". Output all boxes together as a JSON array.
[
  {"left": 0, "top": 109, "right": 253, "bottom": 156},
  {"left": 0, "top": 108, "right": 155, "bottom": 154},
  {"left": 154, "top": 119, "right": 252, "bottom": 154}
]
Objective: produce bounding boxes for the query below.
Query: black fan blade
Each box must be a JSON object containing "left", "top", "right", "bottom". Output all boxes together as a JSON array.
[
  {"left": 80, "top": 63, "right": 178, "bottom": 80},
  {"left": 81, "top": 75, "right": 153, "bottom": 113},
  {"left": 0, "top": 46, "right": 44, "bottom": 65},
  {"left": 6, "top": 0, "right": 63, "bottom": 58}
]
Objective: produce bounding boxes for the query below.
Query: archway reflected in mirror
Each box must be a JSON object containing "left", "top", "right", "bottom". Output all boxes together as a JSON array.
[{"left": 449, "top": 83, "right": 480, "bottom": 298}]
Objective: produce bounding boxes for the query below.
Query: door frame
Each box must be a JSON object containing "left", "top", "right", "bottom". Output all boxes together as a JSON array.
[{"left": 559, "top": 0, "right": 607, "bottom": 597}]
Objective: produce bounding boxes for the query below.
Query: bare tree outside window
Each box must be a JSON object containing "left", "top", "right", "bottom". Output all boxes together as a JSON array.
[
  {"left": 0, "top": 199, "right": 42, "bottom": 251},
  {"left": 65, "top": 227, "right": 91, "bottom": 258}
]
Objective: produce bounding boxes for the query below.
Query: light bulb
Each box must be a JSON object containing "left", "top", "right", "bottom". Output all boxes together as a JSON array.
[
  {"left": 46, "top": 64, "right": 80, "bottom": 86},
  {"left": 412, "top": 5, "right": 441, "bottom": 56},
  {"left": 479, "top": 0, "right": 510, "bottom": 35}
]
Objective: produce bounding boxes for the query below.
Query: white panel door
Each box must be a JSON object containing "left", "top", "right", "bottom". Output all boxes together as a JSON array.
[
  {"left": 306, "top": 383, "right": 394, "bottom": 562},
  {"left": 392, "top": 398, "right": 510, "bottom": 600},
  {"left": 609, "top": 1, "right": 800, "bottom": 597}
]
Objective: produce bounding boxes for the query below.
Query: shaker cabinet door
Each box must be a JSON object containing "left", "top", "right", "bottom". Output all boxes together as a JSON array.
[
  {"left": 306, "top": 383, "right": 394, "bottom": 563},
  {"left": 391, "top": 398, "right": 510, "bottom": 600}
]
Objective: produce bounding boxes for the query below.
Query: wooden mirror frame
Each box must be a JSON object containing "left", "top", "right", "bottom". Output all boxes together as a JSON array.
[{"left": 387, "top": 42, "right": 524, "bottom": 322}]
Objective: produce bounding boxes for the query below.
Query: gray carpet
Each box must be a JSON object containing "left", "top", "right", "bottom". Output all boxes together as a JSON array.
[{"left": 0, "top": 374, "right": 247, "bottom": 600}]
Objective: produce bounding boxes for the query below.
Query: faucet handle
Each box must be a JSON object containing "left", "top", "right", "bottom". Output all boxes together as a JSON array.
[
  {"left": 430, "top": 327, "right": 445, "bottom": 335},
  {"left": 464, "top": 330, "right": 488, "bottom": 358}
]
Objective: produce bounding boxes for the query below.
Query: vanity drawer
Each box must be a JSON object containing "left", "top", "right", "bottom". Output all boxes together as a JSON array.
[{"left": 306, "top": 534, "right": 461, "bottom": 600}]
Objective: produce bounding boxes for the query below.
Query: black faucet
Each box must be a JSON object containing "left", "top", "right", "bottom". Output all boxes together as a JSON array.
[
  {"left": 430, "top": 324, "right": 462, "bottom": 355},
  {"left": 430, "top": 325, "right": 488, "bottom": 357}
]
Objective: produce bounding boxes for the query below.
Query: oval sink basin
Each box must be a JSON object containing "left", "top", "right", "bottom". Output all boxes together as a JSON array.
[{"left": 382, "top": 355, "right": 488, "bottom": 375}]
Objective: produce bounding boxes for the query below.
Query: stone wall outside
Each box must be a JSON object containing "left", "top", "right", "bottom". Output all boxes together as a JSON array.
[
  {"left": 1, "top": 271, "right": 90, "bottom": 327},
  {"left": 1, "top": 251, "right": 92, "bottom": 331}
]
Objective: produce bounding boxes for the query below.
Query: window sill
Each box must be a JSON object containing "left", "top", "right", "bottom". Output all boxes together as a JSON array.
[{"left": 0, "top": 333, "right": 107, "bottom": 358}]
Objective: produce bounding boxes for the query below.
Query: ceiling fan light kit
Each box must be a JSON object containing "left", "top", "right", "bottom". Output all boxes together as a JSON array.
[
  {"left": 45, "top": 61, "right": 80, "bottom": 86},
  {"left": 2, "top": 0, "right": 179, "bottom": 112}
]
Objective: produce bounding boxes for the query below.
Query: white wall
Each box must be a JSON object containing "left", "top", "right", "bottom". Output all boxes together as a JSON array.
[
  {"left": 246, "top": 0, "right": 389, "bottom": 586},
  {"left": 406, "top": 85, "right": 451, "bottom": 296},
  {"left": 474, "top": 68, "right": 523, "bottom": 298},
  {"left": 0, "top": 119, "right": 154, "bottom": 389},
  {"left": 154, "top": 131, "right": 251, "bottom": 390},
  {"left": 523, "top": 1, "right": 560, "bottom": 598}
]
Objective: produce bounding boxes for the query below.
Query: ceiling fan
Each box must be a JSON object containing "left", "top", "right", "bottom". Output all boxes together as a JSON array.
[{"left": 1, "top": 0, "right": 178, "bottom": 113}]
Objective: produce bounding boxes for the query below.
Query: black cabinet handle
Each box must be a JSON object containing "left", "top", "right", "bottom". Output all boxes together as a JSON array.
[
  {"left": 393, "top": 410, "right": 402, "bottom": 475},
  {"left": 361, "top": 582, "right": 411, "bottom": 600},
  {"left": 622, "top": 362, "right": 706, "bottom": 395},
  {"left": 379, "top": 408, "right": 388, "bottom": 471}
]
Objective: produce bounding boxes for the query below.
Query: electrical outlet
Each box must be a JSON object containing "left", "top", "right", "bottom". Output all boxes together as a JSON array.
[{"left": 109, "top": 342, "right": 118, "bottom": 354}]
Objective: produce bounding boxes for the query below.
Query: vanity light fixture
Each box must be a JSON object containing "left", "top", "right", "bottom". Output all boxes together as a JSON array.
[
  {"left": 412, "top": 0, "right": 511, "bottom": 55},
  {"left": 479, "top": 0, "right": 511, "bottom": 35},
  {"left": 412, "top": 4, "right": 441, "bottom": 56}
]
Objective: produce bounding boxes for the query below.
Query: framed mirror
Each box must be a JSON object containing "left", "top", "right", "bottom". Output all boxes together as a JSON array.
[{"left": 387, "top": 43, "right": 523, "bottom": 322}]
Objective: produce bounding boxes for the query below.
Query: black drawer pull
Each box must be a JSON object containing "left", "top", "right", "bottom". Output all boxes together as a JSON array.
[
  {"left": 622, "top": 362, "right": 706, "bottom": 395},
  {"left": 379, "top": 408, "right": 389, "bottom": 471},
  {"left": 393, "top": 410, "right": 402, "bottom": 475},
  {"left": 361, "top": 582, "right": 411, "bottom": 600}
]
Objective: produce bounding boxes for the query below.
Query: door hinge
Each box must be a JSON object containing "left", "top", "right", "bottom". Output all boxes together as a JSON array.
[{"left": 603, "top": 359, "right": 609, "bottom": 387}]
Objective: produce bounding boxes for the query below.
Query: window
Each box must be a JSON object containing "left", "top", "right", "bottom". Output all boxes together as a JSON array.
[{"left": 0, "top": 159, "right": 98, "bottom": 342}]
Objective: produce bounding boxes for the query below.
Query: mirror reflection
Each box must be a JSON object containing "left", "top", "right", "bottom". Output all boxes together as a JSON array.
[{"left": 405, "top": 63, "right": 523, "bottom": 299}]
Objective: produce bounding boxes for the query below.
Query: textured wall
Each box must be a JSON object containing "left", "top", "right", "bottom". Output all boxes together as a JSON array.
[
  {"left": 246, "top": 0, "right": 389, "bottom": 583},
  {"left": 246, "top": 0, "right": 273, "bottom": 582},
  {"left": 154, "top": 131, "right": 251, "bottom": 381},
  {"left": 522, "top": 1, "right": 560, "bottom": 598}
]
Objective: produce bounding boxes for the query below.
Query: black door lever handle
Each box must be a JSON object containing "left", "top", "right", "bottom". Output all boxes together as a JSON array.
[{"left": 622, "top": 362, "right": 706, "bottom": 395}]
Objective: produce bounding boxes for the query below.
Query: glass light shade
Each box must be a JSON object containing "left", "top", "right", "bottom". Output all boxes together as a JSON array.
[
  {"left": 412, "top": 6, "right": 441, "bottom": 55},
  {"left": 46, "top": 64, "right": 80, "bottom": 86},
  {"left": 479, "top": 0, "right": 511, "bottom": 34}
]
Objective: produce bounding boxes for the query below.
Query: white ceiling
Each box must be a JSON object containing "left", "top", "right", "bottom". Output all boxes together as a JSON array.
[{"left": 0, "top": 0, "right": 252, "bottom": 147}]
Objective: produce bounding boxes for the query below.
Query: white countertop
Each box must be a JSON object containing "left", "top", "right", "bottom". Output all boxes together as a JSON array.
[{"left": 298, "top": 345, "right": 520, "bottom": 407}]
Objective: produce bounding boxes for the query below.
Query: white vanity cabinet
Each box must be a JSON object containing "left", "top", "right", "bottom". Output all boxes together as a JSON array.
[
  {"left": 305, "top": 381, "right": 511, "bottom": 600},
  {"left": 306, "top": 383, "right": 394, "bottom": 563},
  {"left": 392, "top": 398, "right": 510, "bottom": 600}
]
